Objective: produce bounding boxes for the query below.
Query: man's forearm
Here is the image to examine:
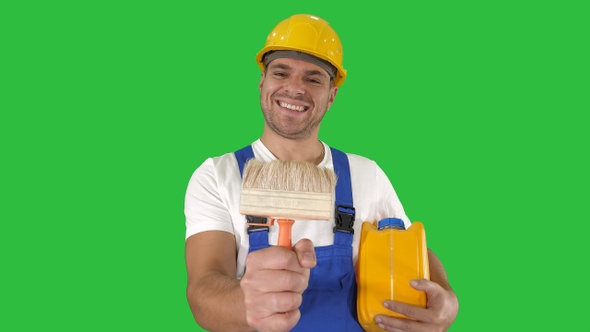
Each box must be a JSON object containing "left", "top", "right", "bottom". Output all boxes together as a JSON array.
[
  {"left": 187, "top": 271, "right": 254, "bottom": 332},
  {"left": 428, "top": 249, "right": 453, "bottom": 291}
]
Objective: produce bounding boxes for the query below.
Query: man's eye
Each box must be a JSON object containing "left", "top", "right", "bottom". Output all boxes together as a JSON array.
[{"left": 273, "top": 72, "right": 287, "bottom": 77}]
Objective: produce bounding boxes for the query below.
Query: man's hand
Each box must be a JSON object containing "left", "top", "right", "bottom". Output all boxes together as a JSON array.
[
  {"left": 375, "top": 278, "right": 459, "bottom": 332},
  {"left": 240, "top": 239, "right": 317, "bottom": 332}
]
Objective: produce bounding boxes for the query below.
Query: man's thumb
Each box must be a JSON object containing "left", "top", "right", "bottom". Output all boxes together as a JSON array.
[{"left": 293, "top": 238, "right": 316, "bottom": 268}]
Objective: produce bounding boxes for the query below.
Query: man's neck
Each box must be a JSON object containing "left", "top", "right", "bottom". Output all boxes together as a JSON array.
[{"left": 260, "top": 132, "right": 325, "bottom": 164}]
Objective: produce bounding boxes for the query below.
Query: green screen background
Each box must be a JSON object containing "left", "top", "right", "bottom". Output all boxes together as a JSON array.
[{"left": 1, "top": 1, "right": 587, "bottom": 331}]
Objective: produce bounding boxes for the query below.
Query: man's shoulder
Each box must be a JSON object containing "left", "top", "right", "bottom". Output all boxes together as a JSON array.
[
  {"left": 336, "top": 150, "right": 378, "bottom": 170},
  {"left": 210, "top": 150, "right": 239, "bottom": 163},
  {"left": 191, "top": 150, "right": 240, "bottom": 177}
]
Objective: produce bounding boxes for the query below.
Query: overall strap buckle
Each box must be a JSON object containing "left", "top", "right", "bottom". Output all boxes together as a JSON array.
[
  {"left": 246, "top": 215, "right": 269, "bottom": 233},
  {"left": 333, "top": 205, "right": 355, "bottom": 234}
]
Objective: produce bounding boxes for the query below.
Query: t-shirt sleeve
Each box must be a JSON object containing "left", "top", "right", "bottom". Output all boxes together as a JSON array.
[
  {"left": 371, "top": 162, "right": 412, "bottom": 229},
  {"left": 184, "top": 158, "right": 234, "bottom": 240}
]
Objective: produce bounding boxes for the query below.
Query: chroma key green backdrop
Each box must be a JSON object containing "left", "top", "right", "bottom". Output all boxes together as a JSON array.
[{"left": 1, "top": 0, "right": 588, "bottom": 331}]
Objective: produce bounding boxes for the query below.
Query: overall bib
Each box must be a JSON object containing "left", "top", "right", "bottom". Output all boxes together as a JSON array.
[{"left": 235, "top": 146, "right": 364, "bottom": 331}]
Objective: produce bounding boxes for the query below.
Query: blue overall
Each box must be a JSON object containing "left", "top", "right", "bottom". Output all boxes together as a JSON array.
[{"left": 235, "top": 146, "right": 364, "bottom": 331}]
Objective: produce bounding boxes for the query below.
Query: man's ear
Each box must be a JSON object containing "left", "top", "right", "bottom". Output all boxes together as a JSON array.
[{"left": 327, "top": 86, "right": 338, "bottom": 110}]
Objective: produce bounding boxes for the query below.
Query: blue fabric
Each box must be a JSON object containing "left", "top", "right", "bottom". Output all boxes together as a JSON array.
[
  {"left": 295, "top": 231, "right": 362, "bottom": 331},
  {"left": 330, "top": 147, "right": 353, "bottom": 208},
  {"left": 247, "top": 230, "right": 270, "bottom": 253},
  {"left": 235, "top": 145, "right": 362, "bottom": 331},
  {"left": 235, "top": 145, "right": 255, "bottom": 178}
]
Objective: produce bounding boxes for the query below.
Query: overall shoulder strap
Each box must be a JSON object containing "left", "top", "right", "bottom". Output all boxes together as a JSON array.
[
  {"left": 234, "top": 145, "right": 255, "bottom": 177},
  {"left": 330, "top": 147, "right": 353, "bottom": 208},
  {"left": 330, "top": 147, "right": 356, "bottom": 235}
]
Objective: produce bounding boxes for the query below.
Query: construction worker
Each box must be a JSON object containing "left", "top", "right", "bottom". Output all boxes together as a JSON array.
[{"left": 185, "top": 14, "right": 458, "bottom": 331}]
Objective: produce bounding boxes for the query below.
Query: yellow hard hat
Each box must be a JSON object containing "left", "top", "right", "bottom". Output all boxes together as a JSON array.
[{"left": 256, "top": 14, "right": 347, "bottom": 87}]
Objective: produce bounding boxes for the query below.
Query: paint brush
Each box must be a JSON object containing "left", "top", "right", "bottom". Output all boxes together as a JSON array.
[{"left": 240, "top": 159, "right": 337, "bottom": 248}]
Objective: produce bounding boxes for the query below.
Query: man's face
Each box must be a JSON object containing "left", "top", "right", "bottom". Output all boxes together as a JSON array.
[{"left": 259, "top": 57, "right": 338, "bottom": 140}]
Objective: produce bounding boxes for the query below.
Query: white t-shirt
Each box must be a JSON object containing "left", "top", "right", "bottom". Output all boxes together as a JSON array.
[{"left": 184, "top": 140, "right": 410, "bottom": 278}]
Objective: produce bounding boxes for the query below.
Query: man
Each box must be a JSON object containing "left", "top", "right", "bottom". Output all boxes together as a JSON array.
[{"left": 185, "top": 14, "right": 458, "bottom": 331}]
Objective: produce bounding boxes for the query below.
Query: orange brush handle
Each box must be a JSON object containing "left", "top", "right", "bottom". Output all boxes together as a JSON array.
[{"left": 276, "top": 219, "right": 295, "bottom": 248}]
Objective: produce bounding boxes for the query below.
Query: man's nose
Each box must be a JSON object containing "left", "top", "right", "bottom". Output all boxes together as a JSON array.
[{"left": 283, "top": 78, "right": 305, "bottom": 97}]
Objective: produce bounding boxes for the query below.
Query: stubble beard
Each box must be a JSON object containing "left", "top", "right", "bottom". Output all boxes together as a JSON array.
[{"left": 261, "top": 103, "right": 326, "bottom": 140}]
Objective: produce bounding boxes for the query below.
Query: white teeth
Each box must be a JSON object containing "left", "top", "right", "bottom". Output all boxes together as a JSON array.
[{"left": 279, "top": 101, "right": 306, "bottom": 112}]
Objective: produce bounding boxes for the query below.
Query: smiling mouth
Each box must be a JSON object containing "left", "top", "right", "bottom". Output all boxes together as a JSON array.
[{"left": 278, "top": 101, "right": 308, "bottom": 112}]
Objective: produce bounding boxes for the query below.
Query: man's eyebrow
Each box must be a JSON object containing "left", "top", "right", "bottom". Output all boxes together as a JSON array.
[
  {"left": 304, "top": 69, "right": 327, "bottom": 77},
  {"left": 268, "top": 63, "right": 291, "bottom": 70}
]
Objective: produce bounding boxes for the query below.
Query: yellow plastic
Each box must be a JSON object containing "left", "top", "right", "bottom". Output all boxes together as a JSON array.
[
  {"left": 256, "top": 14, "right": 347, "bottom": 87},
  {"left": 357, "top": 221, "right": 430, "bottom": 331}
]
